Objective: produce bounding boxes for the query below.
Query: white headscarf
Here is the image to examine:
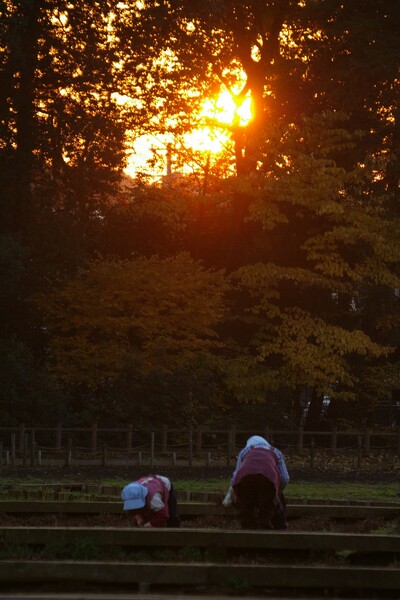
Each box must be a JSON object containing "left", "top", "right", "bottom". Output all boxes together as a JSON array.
[{"left": 246, "top": 435, "right": 272, "bottom": 449}]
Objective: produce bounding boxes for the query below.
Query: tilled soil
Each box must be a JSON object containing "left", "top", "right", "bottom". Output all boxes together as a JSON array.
[
  {"left": 0, "top": 510, "right": 398, "bottom": 534},
  {"left": 1, "top": 462, "right": 399, "bottom": 535}
]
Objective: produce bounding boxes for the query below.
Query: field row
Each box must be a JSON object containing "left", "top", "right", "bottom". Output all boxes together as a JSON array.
[
  {"left": 0, "top": 498, "right": 399, "bottom": 597},
  {"left": 0, "top": 526, "right": 399, "bottom": 596},
  {"left": 0, "top": 499, "right": 399, "bottom": 521},
  {"left": 2, "top": 483, "right": 400, "bottom": 506},
  {"left": 1, "top": 526, "right": 399, "bottom": 554}
]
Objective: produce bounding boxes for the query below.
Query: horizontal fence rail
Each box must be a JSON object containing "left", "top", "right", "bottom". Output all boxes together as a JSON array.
[
  {"left": 1, "top": 517, "right": 400, "bottom": 595},
  {"left": 0, "top": 561, "right": 399, "bottom": 593},
  {"left": 2, "top": 527, "right": 400, "bottom": 554},
  {"left": 1, "top": 424, "right": 400, "bottom": 469},
  {"left": 0, "top": 500, "right": 399, "bottom": 520}
]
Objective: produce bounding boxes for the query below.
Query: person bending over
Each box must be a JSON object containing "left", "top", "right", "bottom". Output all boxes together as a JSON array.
[
  {"left": 223, "top": 435, "right": 289, "bottom": 529},
  {"left": 121, "top": 474, "right": 180, "bottom": 528}
]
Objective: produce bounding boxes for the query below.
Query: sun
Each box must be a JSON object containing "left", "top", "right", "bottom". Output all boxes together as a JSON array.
[
  {"left": 181, "top": 89, "right": 253, "bottom": 155},
  {"left": 200, "top": 89, "right": 253, "bottom": 128},
  {"left": 124, "top": 88, "right": 254, "bottom": 178}
]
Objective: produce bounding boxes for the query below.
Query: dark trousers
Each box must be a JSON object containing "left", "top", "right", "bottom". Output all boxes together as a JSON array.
[
  {"left": 234, "top": 473, "right": 287, "bottom": 530},
  {"left": 167, "top": 484, "right": 180, "bottom": 527}
]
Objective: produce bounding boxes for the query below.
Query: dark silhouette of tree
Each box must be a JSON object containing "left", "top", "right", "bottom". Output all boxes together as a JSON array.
[{"left": 1, "top": 0, "right": 400, "bottom": 427}]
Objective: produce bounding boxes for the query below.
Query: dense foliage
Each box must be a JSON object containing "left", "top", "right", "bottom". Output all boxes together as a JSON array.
[{"left": 1, "top": 0, "right": 399, "bottom": 430}]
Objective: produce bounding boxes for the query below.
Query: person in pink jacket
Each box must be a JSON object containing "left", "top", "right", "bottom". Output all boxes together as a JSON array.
[
  {"left": 223, "top": 435, "right": 289, "bottom": 529},
  {"left": 121, "top": 474, "right": 180, "bottom": 528}
]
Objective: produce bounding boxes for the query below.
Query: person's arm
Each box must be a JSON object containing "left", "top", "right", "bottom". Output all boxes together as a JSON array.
[
  {"left": 222, "top": 486, "right": 234, "bottom": 506},
  {"left": 148, "top": 511, "right": 167, "bottom": 527},
  {"left": 148, "top": 491, "right": 168, "bottom": 526},
  {"left": 273, "top": 448, "right": 290, "bottom": 489},
  {"left": 230, "top": 447, "right": 247, "bottom": 486},
  {"left": 222, "top": 447, "right": 247, "bottom": 506},
  {"left": 149, "top": 491, "right": 165, "bottom": 511},
  {"left": 132, "top": 513, "right": 145, "bottom": 527}
]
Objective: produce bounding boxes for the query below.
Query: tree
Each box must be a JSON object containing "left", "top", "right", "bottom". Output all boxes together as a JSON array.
[
  {"left": 36, "top": 253, "right": 226, "bottom": 392},
  {"left": 2, "top": 0, "right": 400, "bottom": 428},
  {"left": 113, "top": 1, "right": 400, "bottom": 425},
  {"left": 0, "top": 336, "right": 67, "bottom": 425},
  {"left": 0, "top": 1, "right": 146, "bottom": 394},
  {"left": 118, "top": 0, "right": 302, "bottom": 175},
  {"left": 0, "top": 0, "right": 144, "bottom": 237},
  {"left": 218, "top": 113, "right": 400, "bottom": 422}
]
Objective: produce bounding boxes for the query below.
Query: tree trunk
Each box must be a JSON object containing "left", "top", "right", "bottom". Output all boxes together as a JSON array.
[{"left": 13, "top": 0, "right": 43, "bottom": 233}]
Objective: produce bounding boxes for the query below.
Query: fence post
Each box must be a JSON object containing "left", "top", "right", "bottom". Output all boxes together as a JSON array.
[
  {"left": 188, "top": 429, "right": 193, "bottom": 467},
  {"left": 11, "top": 434, "right": 16, "bottom": 467},
  {"left": 102, "top": 444, "right": 108, "bottom": 467},
  {"left": 126, "top": 424, "right": 133, "bottom": 450},
  {"left": 150, "top": 431, "right": 155, "bottom": 468},
  {"left": 22, "top": 434, "right": 28, "bottom": 467},
  {"left": 56, "top": 423, "right": 62, "bottom": 449},
  {"left": 66, "top": 438, "right": 72, "bottom": 466},
  {"left": 269, "top": 428, "right": 274, "bottom": 445},
  {"left": 330, "top": 425, "right": 337, "bottom": 454},
  {"left": 195, "top": 426, "right": 203, "bottom": 455},
  {"left": 230, "top": 425, "right": 236, "bottom": 458},
  {"left": 310, "top": 436, "right": 315, "bottom": 468},
  {"left": 30, "top": 429, "right": 36, "bottom": 467},
  {"left": 363, "top": 429, "right": 370, "bottom": 456},
  {"left": 297, "top": 427, "right": 304, "bottom": 452},
  {"left": 161, "top": 424, "right": 168, "bottom": 454},
  {"left": 356, "top": 434, "right": 362, "bottom": 469},
  {"left": 19, "top": 423, "right": 25, "bottom": 450},
  {"left": 91, "top": 423, "right": 97, "bottom": 450},
  {"left": 226, "top": 427, "right": 236, "bottom": 468}
]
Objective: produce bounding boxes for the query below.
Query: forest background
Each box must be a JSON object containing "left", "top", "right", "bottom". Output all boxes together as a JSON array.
[{"left": 1, "top": 0, "right": 400, "bottom": 433}]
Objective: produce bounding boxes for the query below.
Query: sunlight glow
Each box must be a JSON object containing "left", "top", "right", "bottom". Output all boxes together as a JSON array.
[
  {"left": 177, "top": 88, "right": 253, "bottom": 156},
  {"left": 183, "top": 127, "right": 229, "bottom": 155},
  {"left": 200, "top": 89, "right": 253, "bottom": 127},
  {"left": 125, "top": 86, "right": 253, "bottom": 179}
]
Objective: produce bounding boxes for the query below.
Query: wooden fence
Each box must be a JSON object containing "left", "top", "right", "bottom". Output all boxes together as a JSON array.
[
  {"left": 0, "top": 424, "right": 399, "bottom": 468},
  {"left": 2, "top": 527, "right": 400, "bottom": 594}
]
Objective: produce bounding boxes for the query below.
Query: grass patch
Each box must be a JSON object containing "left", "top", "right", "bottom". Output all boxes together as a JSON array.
[
  {"left": 0, "top": 544, "right": 34, "bottom": 559},
  {"left": 286, "top": 481, "right": 400, "bottom": 502},
  {"left": 175, "top": 478, "right": 229, "bottom": 493},
  {"left": 0, "top": 477, "right": 399, "bottom": 504},
  {"left": 370, "top": 520, "right": 400, "bottom": 535},
  {"left": 41, "top": 537, "right": 101, "bottom": 560},
  {"left": 174, "top": 479, "right": 400, "bottom": 503}
]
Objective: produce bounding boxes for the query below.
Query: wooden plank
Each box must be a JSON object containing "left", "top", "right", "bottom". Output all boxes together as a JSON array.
[
  {"left": 2, "top": 527, "right": 400, "bottom": 553},
  {"left": 0, "top": 561, "right": 398, "bottom": 590},
  {"left": 0, "top": 500, "right": 398, "bottom": 520},
  {"left": 287, "top": 504, "right": 400, "bottom": 519},
  {"left": 0, "top": 595, "right": 322, "bottom": 600},
  {"left": 0, "top": 591, "right": 342, "bottom": 600},
  {"left": 0, "top": 501, "right": 121, "bottom": 514}
]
